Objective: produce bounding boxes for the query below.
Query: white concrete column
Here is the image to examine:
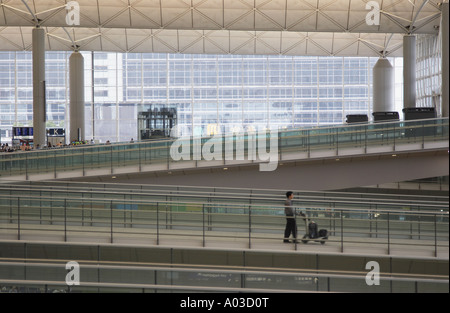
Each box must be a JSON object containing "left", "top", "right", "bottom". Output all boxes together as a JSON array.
[
  {"left": 441, "top": 1, "right": 449, "bottom": 117},
  {"left": 403, "top": 35, "right": 416, "bottom": 109},
  {"left": 69, "top": 51, "right": 85, "bottom": 142},
  {"left": 32, "top": 27, "right": 46, "bottom": 148},
  {"left": 373, "top": 58, "right": 395, "bottom": 113}
]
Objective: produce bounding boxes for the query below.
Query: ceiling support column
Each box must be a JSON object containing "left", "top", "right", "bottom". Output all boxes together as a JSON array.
[
  {"left": 373, "top": 58, "right": 395, "bottom": 113},
  {"left": 32, "top": 27, "right": 46, "bottom": 149},
  {"left": 403, "top": 35, "right": 417, "bottom": 110},
  {"left": 69, "top": 51, "right": 85, "bottom": 142}
]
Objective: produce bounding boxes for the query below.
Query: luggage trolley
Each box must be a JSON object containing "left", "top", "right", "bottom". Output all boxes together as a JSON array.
[{"left": 298, "top": 212, "right": 328, "bottom": 244}]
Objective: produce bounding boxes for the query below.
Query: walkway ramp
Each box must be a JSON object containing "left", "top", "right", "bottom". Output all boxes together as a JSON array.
[{"left": 0, "top": 118, "right": 448, "bottom": 190}]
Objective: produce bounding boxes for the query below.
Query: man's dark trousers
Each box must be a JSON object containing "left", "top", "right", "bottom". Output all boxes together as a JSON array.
[{"left": 284, "top": 216, "right": 297, "bottom": 242}]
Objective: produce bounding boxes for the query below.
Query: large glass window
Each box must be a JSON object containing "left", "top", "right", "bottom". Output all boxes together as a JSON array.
[{"left": 0, "top": 51, "right": 404, "bottom": 144}]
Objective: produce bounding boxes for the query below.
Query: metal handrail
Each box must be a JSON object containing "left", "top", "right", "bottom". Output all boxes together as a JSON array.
[
  {"left": 1, "top": 193, "right": 448, "bottom": 257},
  {"left": 9, "top": 179, "right": 449, "bottom": 200},
  {"left": 1, "top": 179, "right": 448, "bottom": 217},
  {"left": 0, "top": 278, "right": 305, "bottom": 293},
  {"left": 1, "top": 260, "right": 447, "bottom": 282},
  {"left": 0, "top": 260, "right": 447, "bottom": 293},
  {"left": 1, "top": 183, "right": 448, "bottom": 208},
  {"left": 0, "top": 192, "right": 448, "bottom": 215},
  {"left": 1, "top": 257, "right": 447, "bottom": 280},
  {"left": 1, "top": 118, "right": 448, "bottom": 178}
]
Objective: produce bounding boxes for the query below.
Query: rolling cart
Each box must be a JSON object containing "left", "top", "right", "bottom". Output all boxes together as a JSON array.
[{"left": 298, "top": 212, "right": 328, "bottom": 245}]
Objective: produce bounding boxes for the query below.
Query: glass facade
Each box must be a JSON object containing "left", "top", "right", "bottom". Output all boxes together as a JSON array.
[
  {"left": 416, "top": 34, "right": 442, "bottom": 110},
  {"left": 0, "top": 51, "right": 404, "bottom": 144}
]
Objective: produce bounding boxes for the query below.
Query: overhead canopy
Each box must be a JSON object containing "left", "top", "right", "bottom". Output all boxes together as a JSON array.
[{"left": 0, "top": 0, "right": 443, "bottom": 56}]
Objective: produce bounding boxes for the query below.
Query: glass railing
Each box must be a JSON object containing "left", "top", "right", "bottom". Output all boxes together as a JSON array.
[
  {"left": 1, "top": 193, "right": 448, "bottom": 257},
  {"left": 0, "top": 118, "right": 448, "bottom": 178},
  {"left": 0, "top": 260, "right": 447, "bottom": 293},
  {"left": 1, "top": 181, "right": 448, "bottom": 214}
]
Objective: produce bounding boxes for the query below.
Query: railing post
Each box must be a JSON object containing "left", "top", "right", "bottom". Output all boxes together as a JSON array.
[
  {"left": 167, "top": 141, "right": 170, "bottom": 170},
  {"left": 25, "top": 153, "right": 28, "bottom": 181},
  {"left": 39, "top": 191, "right": 42, "bottom": 225},
  {"left": 156, "top": 202, "right": 159, "bottom": 245},
  {"left": 138, "top": 143, "right": 142, "bottom": 172},
  {"left": 422, "top": 124, "right": 425, "bottom": 148},
  {"left": 375, "top": 205, "right": 378, "bottom": 238},
  {"left": 393, "top": 124, "right": 396, "bottom": 150},
  {"left": 364, "top": 127, "right": 367, "bottom": 153},
  {"left": 110, "top": 146, "right": 113, "bottom": 175},
  {"left": 336, "top": 127, "right": 339, "bottom": 155},
  {"left": 278, "top": 131, "right": 282, "bottom": 162},
  {"left": 202, "top": 204, "right": 206, "bottom": 248},
  {"left": 294, "top": 211, "right": 298, "bottom": 251},
  {"left": 307, "top": 131, "right": 310, "bottom": 158},
  {"left": 248, "top": 205, "right": 251, "bottom": 249},
  {"left": 387, "top": 212, "right": 390, "bottom": 255},
  {"left": 208, "top": 204, "right": 213, "bottom": 231},
  {"left": 434, "top": 214, "right": 438, "bottom": 258},
  {"left": 8, "top": 196, "right": 12, "bottom": 224},
  {"left": 340, "top": 210, "right": 344, "bottom": 253},
  {"left": 166, "top": 196, "right": 170, "bottom": 230},
  {"left": 123, "top": 200, "right": 127, "bottom": 228},
  {"left": 17, "top": 197, "right": 20, "bottom": 240},
  {"left": 64, "top": 199, "right": 67, "bottom": 242},
  {"left": 130, "top": 206, "right": 133, "bottom": 229},
  {"left": 54, "top": 150, "right": 57, "bottom": 179},
  {"left": 418, "top": 214, "right": 421, "bottom": 240},
  {"left": 89, "top": 200, "right": 93, "bottom": 227},
  {"left": 82, "top": 149, "right": 85, "bottom": 177},
  {"left": 110, "top": 200, "right": 113, "bottom": 244},
  {"left": 82, "top": 198, "right": 85, "bottom": 227}
]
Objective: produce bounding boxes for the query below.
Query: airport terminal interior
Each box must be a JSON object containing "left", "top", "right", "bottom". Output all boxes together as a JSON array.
[{"left": 0, "top": 0, "right": 449, "bottom": 295}]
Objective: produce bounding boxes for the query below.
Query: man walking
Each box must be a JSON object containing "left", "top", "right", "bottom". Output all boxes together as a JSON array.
[{"left": 283, "top": 191, "right": 297, "bottom": 243}]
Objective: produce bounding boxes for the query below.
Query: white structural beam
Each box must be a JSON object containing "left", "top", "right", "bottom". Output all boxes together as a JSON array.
[
  {"left": 69, "top": 51, "right": 85, "bottom": 142},
  {"left": 441, "top": 1, "right": 449, "bottom": 117},
  {"left": 403, "top": 35, "right": 417, "bottom": 109},
  {"left": 373, "top": 58, "right": 395, "bottom": 113},
  {"left": 0, "top": 0, "right": 443, "bottom": 57},
  {"left": 32, "top": 27, "right": 46, "bottom": 148}
]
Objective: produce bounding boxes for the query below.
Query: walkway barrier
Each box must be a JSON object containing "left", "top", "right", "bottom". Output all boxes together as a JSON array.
[
  {"left": 0, "top": 260, "right": 448, "bottom": 293},
  {"left": 1, "top": 193, "right": 448, "bottom": 257},
  {"left": 0, "top": 118, "right": 448, "bottom": 180},
  {"left": 1, "top": 181, "right": 448, "bottom": 214}
]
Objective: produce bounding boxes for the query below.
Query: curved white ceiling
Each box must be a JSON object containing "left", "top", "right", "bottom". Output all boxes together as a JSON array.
[{"left": 0, "top": 0, "right": 443, "bottom": 56}]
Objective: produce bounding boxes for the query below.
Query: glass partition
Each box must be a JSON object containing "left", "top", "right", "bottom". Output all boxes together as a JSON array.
[
  {"left": 0, "top": 192, "right": 448, "bottom": 257},
  {"left": 1, "top": 118, "right": 448, "bottom": 179}
]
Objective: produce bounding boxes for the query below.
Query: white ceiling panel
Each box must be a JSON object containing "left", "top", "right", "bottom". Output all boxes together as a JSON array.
[{"left": 0, "top": 0, "right": 443, "bottom": 56}]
